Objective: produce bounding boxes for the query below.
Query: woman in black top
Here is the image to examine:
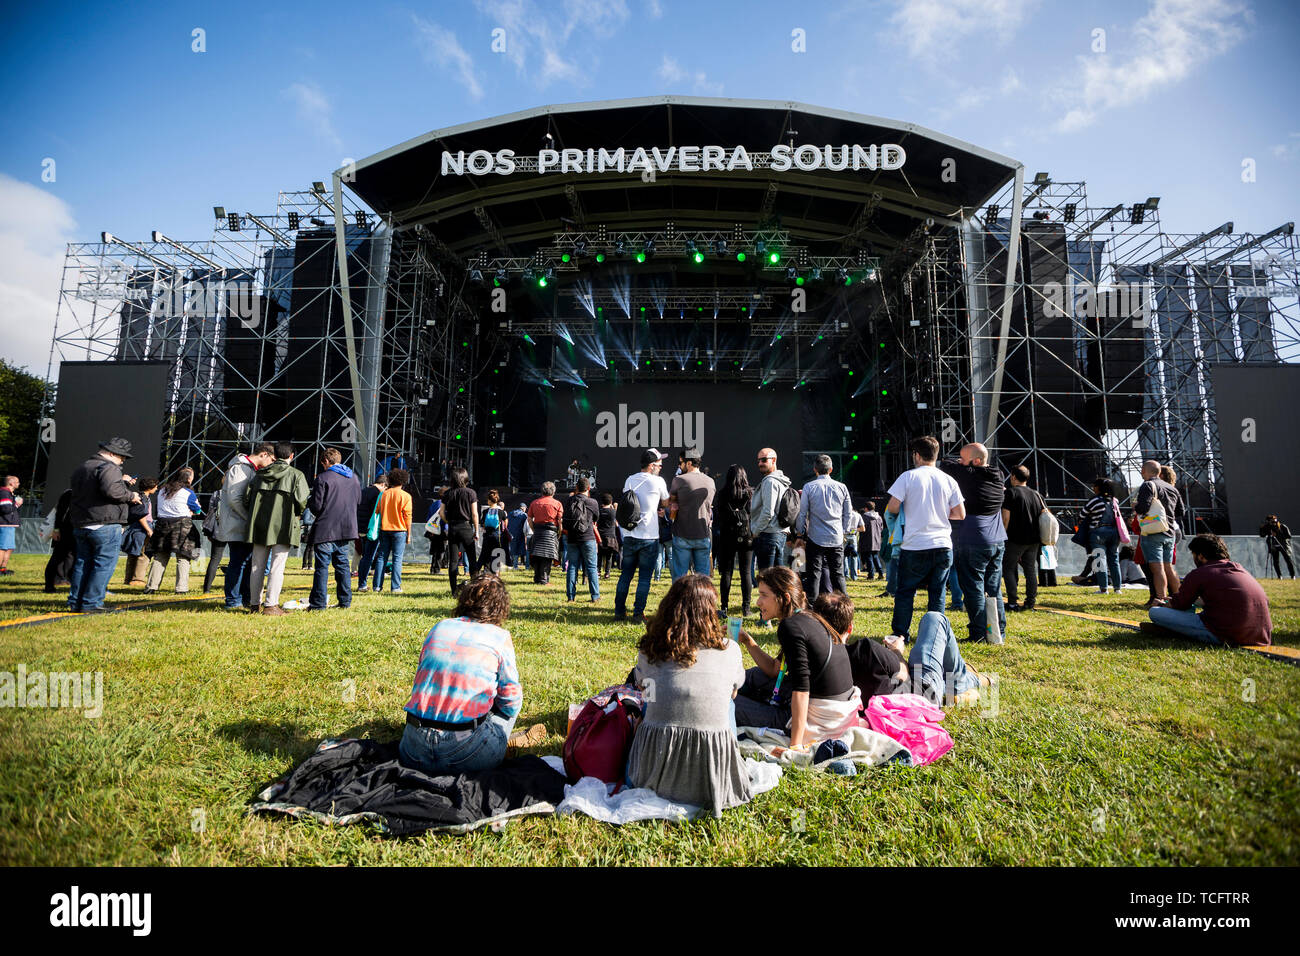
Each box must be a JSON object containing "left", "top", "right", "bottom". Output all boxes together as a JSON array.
[
  {"left": 441, "top": 467, "right": 479, "bottom": 595},
  {"left": 1259, "top": 515, "right": 1295, "bottom": 578},
  {"left": 595, "top": 492, "right": 619, "bottom": 578},
  {"left": 733, "top": 566, "right": 856, "bottom": 750},
  {"left": 715, "top": 464, "right": 755, "bottom": 617}
]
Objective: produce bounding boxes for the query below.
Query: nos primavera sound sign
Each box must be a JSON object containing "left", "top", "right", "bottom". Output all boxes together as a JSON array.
[{"left": 440, "top": 143, "right": 906, "bottom": 177}]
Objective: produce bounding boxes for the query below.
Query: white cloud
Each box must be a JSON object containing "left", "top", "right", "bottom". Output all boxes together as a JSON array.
[
  {"left": 473, "top": 0, "right": 629, "bottom": 88},
  {"left": 412, "top": 17, "right": 486, "bottom": 100},
  {"left": 0, "top": 174, "right": 77, "bottom": 376},
  {"left": 646, "top": 0, "right": 664, "bottom": 17},
  {"left": 657, "top": 54, "right": 724, "bottom": 95},
  {"left": 283, "top": 81, "right": 342, "bottom": 149},
  {"left": 1055, "top": 0, "right": 1251, "bottom": 132},
  {"left": 889, "top": 0, "right": 1037, "bottom": 58},
  {"left": 931, "top": 67, "right": 1021, "bottom": 122},
  {"left": 1270, "top": 132, "right": 1300, "bottom": 160}
]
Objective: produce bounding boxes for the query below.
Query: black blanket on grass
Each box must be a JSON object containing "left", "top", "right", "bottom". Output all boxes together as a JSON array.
[{"left": 250, "top": 738, "right": 567, "bottom": 837}]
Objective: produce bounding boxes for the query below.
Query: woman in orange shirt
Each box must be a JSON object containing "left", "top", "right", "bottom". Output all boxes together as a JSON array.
[{"left": 373, "top": 468, "right": 413, "bottom": 593}]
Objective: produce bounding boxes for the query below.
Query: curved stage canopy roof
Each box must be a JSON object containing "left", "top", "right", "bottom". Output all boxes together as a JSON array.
[{"left": 345, "top": 96, "right": 1021, "bottom": 257}]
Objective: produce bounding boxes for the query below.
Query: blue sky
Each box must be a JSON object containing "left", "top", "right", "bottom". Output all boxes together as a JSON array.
[{"left": 2, "top": 0, "right": 1297, "bottom": 373}]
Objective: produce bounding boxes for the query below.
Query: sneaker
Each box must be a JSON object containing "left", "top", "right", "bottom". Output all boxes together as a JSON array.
[
  {"left": 261, "top": 604, "right": 286, "bottom": 617},
  {"left": 630, "top": 614, "right": 645, "bottom": 625},
  {"left": 142, "top": 588, "right": 158, "bottom": 595},
  {"left": 1004, "top": 602, "right": 1022, "bottom": 612},
  {"left": 391, "top": 588, "right": 403, "bottom": 594},
  {"left": 356, "top": 585, "right": 370, "bottom": 593}
]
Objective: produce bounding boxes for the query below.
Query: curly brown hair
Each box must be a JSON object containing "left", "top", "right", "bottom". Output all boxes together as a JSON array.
[
  {"left": 454, "top": 572, "right": 510, "bottom": 627},
  {"left": 639, "top": 573, "right": 728, "bottom": 666}
]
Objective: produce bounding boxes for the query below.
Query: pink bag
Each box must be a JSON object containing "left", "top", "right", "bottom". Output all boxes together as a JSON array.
[
  {"left": 1112, "top": 499, "right": 1131, "bottom": 545},
  {"left": 865, "top": 694, "right": 953, "bottom": 766}
]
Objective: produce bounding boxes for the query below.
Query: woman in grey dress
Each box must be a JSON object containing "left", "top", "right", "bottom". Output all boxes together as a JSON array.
[{"left": 628, "top": 573, "right": 753, "bottom": 816}]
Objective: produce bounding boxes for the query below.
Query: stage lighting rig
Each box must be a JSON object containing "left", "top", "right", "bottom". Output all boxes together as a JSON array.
[{"left": 287, "top": 212, "right": 300, "bottom": 230}]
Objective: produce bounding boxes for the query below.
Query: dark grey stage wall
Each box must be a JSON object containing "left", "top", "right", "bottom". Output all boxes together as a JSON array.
[
  {"left": 1210, "top": 364, "right": 1300, "bottom": 534},
  {"left": 545, "top": 383, "right": 803, "bottom": 487},
  {"left": 44, "top": 361, "right": 171, "bottom": 493}
]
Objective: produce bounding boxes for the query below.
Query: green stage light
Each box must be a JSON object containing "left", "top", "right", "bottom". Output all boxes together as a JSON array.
[
  {"left": 693, "top": 252, "right": 704, "bottom": 264},
  {"left": 848, "top": 370, "right": 854, "bottom": 376},
  {"left": 736, "top": 252, "right": 746, "bottom": 262},
  {"left": 457, "top": 387, "right": 465, "bottom": 393},
  {"left": 561, "top": 253, "right": 571, "bottom": 263},
  {"left": 879, "top": 342, "right": 885, "bottom": 348},
  {"left": 491, "top": 409, "right": 497, "bottom": 415},
  {"left": 489, "top": 451, "right": 496, "bottom": 456},
  {"left": 538, "top": 276, "right": 548, "bottom": 287},
  {"left": 795, "top": 276, "right": 804, "bottom": 286},
  {"left": 844, "top": 276, "right": 853, "bottom": 286},
  {"left": 776, "top": 334, "right": 782, "bottom": 340},
  {"left": 768, "top": 251, "right": 780, "bottom": 264},
  {"left": 850, "top": 411, "right": 857, "bottom": 418},
  {"left": 636, "top": 252, "right": 646, "bottom": 263},
  {"left": 881, "top": 388, "right": 888, "bottom": 396},
  {"left": 595, "top": 253, "right": 605, "bottom": 263},
  {"left": 884, "top": 438, "right": 891, "bottom": 445},
  {"left": 597, "top": 306, "right": 603, "bottom": 312},
  {"left": 852, "top": 454, "right": 859, "bottom": 461},
  {"left": 640, "top": 306, "right": 646, "bottom": 312},
  {"left": 454, "top": 433, "right": 462, "bottom": 440}
]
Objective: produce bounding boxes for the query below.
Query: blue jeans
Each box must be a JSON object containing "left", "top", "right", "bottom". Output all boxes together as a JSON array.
[
  {"left": 566, "top": 539, "right": 599, "bottom": 601},
  {"left": 398, "top": 712, "right": 515, "bottom": 775},
  {"left": 310, "top": 540, "right": 353, "bottom": 609},
  {"left": 1148, "top": 606, "right": 1224, "bottom": 645},
  {"left": 68, "top": 525, "right": 123, "bottom": 611},
  {"left": 948, "top": 565, "right": 964, "bottom": 609},
  {"left": 953, "top": 543, "right": 1006, "bottom": 643},
  {"left": 372, "top": 530, "right": 407, "bottom": 591},
  {"left": 844, "top": 551, "right": 859, "bottom": 579},
  {"left": 509, "top": 532, "right": 529, "bottom": 568},
  {"left": 223, "top": 540, "right": 254, "bottom": 608},
  {"left": 655, "top": 540, "right": 673, "bottom": 580},
  {"left": 672, "top": 536, "right": 711, "bottom": 579},
  {"left": 908, "top": 611, "right": 980, "bottom": 704},
  {"left": 867, "top": 551, "right": 884, "bottom": 577},
  {"left": 615, "top": 536, "right": 659, "bottom": 618},
  {"left": 891, "top": 547, "right": 953, "bottom": 638},
  {"left": 356, "top": 535, "right": 381, "bottom": 585},
  {"left": 754, "top": 531, "right": 784, "bottom": 570},
  {"left": 1143, "top": 530, "right": 1175, "bottom": 566},
  {"left": 1090, "top": 526, "right": 1122, "bottom": 593}
]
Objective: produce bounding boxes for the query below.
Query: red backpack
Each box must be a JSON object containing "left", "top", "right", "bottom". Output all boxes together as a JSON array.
[{"left": 562, "top": 685, "right": 644, "bottom": 785}]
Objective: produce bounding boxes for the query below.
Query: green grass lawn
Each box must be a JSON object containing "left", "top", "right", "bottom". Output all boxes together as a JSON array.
[{"left": 1, "top": 552, "right": 1297, "bottom": 866}]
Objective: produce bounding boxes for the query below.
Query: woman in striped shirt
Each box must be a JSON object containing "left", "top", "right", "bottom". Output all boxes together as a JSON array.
[
  {"left": 399, "top": 573, "right": 522, "bottom": 774},
  {"left": 1080, "top": 478, "right": 1123, "bottom": 595}
]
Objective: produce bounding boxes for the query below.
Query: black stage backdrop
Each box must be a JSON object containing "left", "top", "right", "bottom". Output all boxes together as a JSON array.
[
  {"left": 545, "top": 383, "right": 803, "bottom": 490},
  {"left": 44, "top": 361, "right": 171, "bottom": 494},
  {"left": 1209, "top": 363, "right": 1300, "bottom": 534}
]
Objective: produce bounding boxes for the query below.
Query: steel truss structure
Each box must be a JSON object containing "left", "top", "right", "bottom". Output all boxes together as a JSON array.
[
  {"left": 886, "top": 177, "right": 1299, "bottom": 527},
  {"left": 36, "top": 189, "right": 453, "bottom": 493}
]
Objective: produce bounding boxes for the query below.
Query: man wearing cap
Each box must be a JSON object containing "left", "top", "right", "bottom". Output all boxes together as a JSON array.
[
  {"left": 66, "top": 437, "right": 141, "bottom": 613},
  {"left": 614, "top": 447, "right": 670, "bottom": 623},
  {"left": 669, "top": 448, "right": 715, "bottom": 580}
]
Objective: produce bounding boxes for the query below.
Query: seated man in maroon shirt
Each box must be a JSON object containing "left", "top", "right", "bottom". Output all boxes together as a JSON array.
[{"left": 1141, "top": 534, "right": 1272, "bottom": 647}]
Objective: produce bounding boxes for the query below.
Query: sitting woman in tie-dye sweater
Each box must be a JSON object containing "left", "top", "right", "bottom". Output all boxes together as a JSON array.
[{"left": 399, "top": 573, "right": 522, "bottom": 774}]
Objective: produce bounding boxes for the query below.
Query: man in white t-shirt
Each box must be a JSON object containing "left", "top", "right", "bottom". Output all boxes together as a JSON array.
[
  {"left": 614, "top": 447, "right": 671, "bottom": 623},
  {"left": 886, "top": 435, "right": 965, "bottom": 640}
]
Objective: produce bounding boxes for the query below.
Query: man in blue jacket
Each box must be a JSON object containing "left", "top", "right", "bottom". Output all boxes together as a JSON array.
[{"left": 307, "top": 447, "right": 361, "bottom": 611}]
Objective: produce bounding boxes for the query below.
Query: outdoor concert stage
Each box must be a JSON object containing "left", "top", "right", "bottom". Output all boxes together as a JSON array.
[{"left": 39, "top": 97, "right": 1300, "bottom": 529}]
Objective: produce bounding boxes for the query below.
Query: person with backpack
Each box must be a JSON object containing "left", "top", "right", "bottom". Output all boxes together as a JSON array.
[
  {"left": 436, "top": 467, "right": 477, "bottom": 595},
  {"left": 479, "top": 488, "right": 507, "bottom": 574},
  {"left": 596, "top": 492, "right": 620, "bottom": 578},
  {"left": 1001, "top": 465, "right": 1045, "bottom": 611},
  {"left": 354, "top": 474, "right": 387, "bottom": 590},
  {"left": 562, "top": 477, "right": 601, "bottom": 603},
  {"left": 1132, "top": 459, "right": 1181, "bottom": 606},
  {"left": 614, "top": 448, "right": 670, "bottom": 623},
  {"left": 715, "top": 464, "right": 755, "bottom": 618},
  {"left": 749, "top": 447, "right": 794, "bottom": 571},
  {"left": 507, "top": 499, "right": 531, "bottom": 570},
  {"left": 398, "top": 573, "right": 522, "bottom": 774},
  {"left": 626, "top": 573, "right": 753, "bottom": 817},
  {"left": 526, "top": 481, "right": 564, "bottom": 584},
  {"left": 733, "top": 566, "right": 860, "bottom": 749},
  {"left": 1080, "top": 477, "right": 1124, "bottom": 596},
  {"left": 143, "top": 467, "right": 202, "bottom": 594},
  {"left": 669, "top": 448, "right": 716, "bottom": 580}
]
